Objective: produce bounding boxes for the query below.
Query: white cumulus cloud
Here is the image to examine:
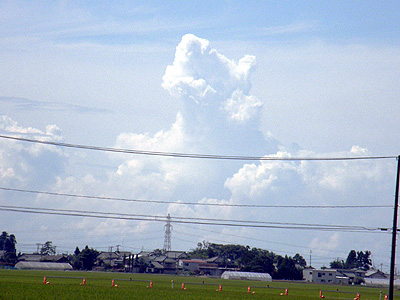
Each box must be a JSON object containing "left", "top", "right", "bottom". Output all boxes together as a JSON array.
[
  {"left": 162, "top": 34, "right": 262, "bottom": 123},
  {"left": 0, "top": 115, "right": 66, "bottom": 188}
]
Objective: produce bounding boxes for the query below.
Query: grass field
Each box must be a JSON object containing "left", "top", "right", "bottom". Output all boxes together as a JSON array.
[{"left": 0, "top": 269, "right": 396, "bottom": 300}]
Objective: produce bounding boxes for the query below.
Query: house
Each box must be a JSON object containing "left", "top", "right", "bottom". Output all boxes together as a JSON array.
[
  {"left": 178, "top": 259, "right": 221, "bottom": 276},
  {"left": 335, "top": 269, "right": 367, "bottom": 284},
  {"left": 18, "top": 253, "right": 69, "bottom": 263},
  {"left": 365, "top": 269, "right": 387, "bottom": 279},
  {"left": 304, "top": 268, "right": 379, "bottom": 285},
  {"left": 95, "top": 251, "right": 134, "bottom": 271},
  {"left": 205, "top": 256, "right": 224, "bottom": 264},
  {"left": 146, "top": 261, "right": 164, "bottom": 273},
  {"left": 165, "top": 251, "right": 188, "bottom": 260},
  {"left": 18, "top": 254, "right": 43, "bottom": 262},
  {"left": 96, "top": 251, "right": 120, "bottom": 267},
  {"left": 303, "top": 268, "right": 338, "bottom": 284},
  {"left": 41, "top": 255, "right": 70, "bottom": 263},
  {"left": 134, "top": 250, "right": 188, "bottom": 274},
  {"left": 153, "top": 251, "right": 187, "bottom": 274}
]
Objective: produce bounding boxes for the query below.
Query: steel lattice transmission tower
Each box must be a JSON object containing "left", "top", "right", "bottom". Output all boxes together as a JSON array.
[{"left": 163, "top": 214, "right": 172, "bottom": 252}]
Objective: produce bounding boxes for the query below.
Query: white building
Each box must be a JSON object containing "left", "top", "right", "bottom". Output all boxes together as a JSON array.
[{"left": 303, "top": 268, "right": 339, "bottom": 284}]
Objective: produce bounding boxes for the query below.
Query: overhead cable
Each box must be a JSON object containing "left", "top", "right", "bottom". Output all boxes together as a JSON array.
[
  {"left": 0, "top": 186, "right": 391, "bottom": 209},
  {"left": 0, "top": 205, "right": 382, "bottom": 233},
  {"left": 0, "top": 134, "right": 396, "bottom": 161}
]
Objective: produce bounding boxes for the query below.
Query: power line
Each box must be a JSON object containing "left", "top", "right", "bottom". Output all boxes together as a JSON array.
[
  {"left": 0, "top": 204, "right": 363, "bottom": 227},
  {"left": 0, "top": 186, "right": 392, "bottom": 209},
  {"left": 0, "top": 134, "right": 396, "bottom": 161},
  {"left": 174, "top": 223, "right": 344, "bottom": 254},
  {"left": 0, "top": 204, "right": 383, "bottom": 232}
]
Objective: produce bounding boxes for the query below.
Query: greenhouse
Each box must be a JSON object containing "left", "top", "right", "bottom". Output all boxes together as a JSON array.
[
  {"left": 221, "top": 271, "right": 272, "bottom": 281},
  {"left": 15, "top": 262, "right": 73, "bottom": 271}
]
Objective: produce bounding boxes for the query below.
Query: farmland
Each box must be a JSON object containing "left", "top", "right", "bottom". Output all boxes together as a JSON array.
[{"left": 0, "top": 269, "right": 395, "bottom": 300}]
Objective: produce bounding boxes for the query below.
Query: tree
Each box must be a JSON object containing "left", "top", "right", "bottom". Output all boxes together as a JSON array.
[
  {"left": 330, "top": 250, "right": 372, "bottom": 270},
  {"left": 0, "top": 231, "right": 16, "bottom": 253},
  {"left": 188, "top": 242, "right": 307, "bottom": 280},
  {"left": 134, "top": 256, "right": 149, "bottom": 273},
  {"left": 274, "top": 255, "right": 303, "bottom": 280},
  {"left": 0, "top": 231, "right": 17, "bottom": 264},
  {"left": 73, "top": 246, "right": 99, "bottom": 270},
  {"left": 293, "top": 253, "right": 307, "bottom": 267},
  {"left": 0, "top": 232, "right": 7, "bottom": 250},
  {"left": 354, "top": 276, "right": 365, "bottom": 285},
  {"left": 345, "top": 250, "right": 357, "bottom": 269},
  {"left": 345, "top": 250, "right": 372, "bottom": 270},
  {"left": 40, "top": 241, "right": 56, "bottom": 255},
  {"left": 356, "top": 251, "right": 372, "bottom": 270},
  {"left": 330, "top": 258, "right": 345, "bottom": 269},
  {"left": 240, "top": 248, "right": 275, "bottom": 275}
]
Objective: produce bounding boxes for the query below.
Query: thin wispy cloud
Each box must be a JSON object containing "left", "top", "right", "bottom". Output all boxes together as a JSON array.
[
  {"left": 0, "top": 97, "right": 111, "bottom": 114},
  {"left": 261, "top": 21, "right": 317, "bottom": 36}
]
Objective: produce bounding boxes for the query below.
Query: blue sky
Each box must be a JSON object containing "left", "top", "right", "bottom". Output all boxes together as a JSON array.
[{"left": 0, "top": 1, "right": 400, "bottom": 271}]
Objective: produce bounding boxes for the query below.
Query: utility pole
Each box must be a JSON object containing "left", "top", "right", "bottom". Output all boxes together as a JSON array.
[
  {"left": 163, "top": 214, "right": 172, "bottom": 252},
  {"left": 389, "top": 155, "right": 400, "bottom": 300},
  {"left": 36, "top": 243, "right": 42, "bottom": 254}
]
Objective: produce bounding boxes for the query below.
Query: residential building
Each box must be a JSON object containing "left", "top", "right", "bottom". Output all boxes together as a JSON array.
[
  {"left": 303, "top": 268, "right": 338, "bottom": 284},
  {"left": 134, "top": 250, "right": 188, "bottom": 274},
  {"left": 178, "top": 259, "right": 221, "bottom": 276},
  {"left": 18, "top": 253, "right": 69, "bottom": 263},
  {"left": 365, "top": 269, "right": 387, "bottom": 279}
]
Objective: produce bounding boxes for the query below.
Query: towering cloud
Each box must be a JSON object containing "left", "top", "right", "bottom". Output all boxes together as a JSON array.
[
  {"left": 162, "top": 34, "right": 266, "bottom": 155},
  {"left": 162, "top": 34, "right": 262, "bottom": 122}
]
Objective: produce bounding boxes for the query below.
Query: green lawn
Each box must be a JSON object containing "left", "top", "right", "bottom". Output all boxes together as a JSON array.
[{"left": 0, "top": 269, "right": 395, "bottom": 300}]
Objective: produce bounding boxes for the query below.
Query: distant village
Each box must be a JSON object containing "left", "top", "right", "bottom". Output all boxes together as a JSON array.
[
  {"left": 0, "top": 231, "right": 396, "bottom": 286},
  {"left": 1, "top": 247, "right": 395, "bottom": 287}
]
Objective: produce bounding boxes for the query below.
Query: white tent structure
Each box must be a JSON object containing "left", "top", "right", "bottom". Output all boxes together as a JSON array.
[
  {"left": 221, "top": 271, "right": 272, "bottom": 281},
  {"left": 15, "top": 261, "right": 73, "bottom": 270}
]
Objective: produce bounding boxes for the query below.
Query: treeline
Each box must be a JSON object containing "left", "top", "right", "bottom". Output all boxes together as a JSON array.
[
  {"left": 329, "top": 250, "right": 372, "bottom": 270},
  {"left": 188, "top": 242, "right": 306, "bottom": 280}
]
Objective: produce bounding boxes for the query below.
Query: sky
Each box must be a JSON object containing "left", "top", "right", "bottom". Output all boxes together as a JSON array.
[{"left": 0, "top": 0, "right": 400, "bottom": 271}]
